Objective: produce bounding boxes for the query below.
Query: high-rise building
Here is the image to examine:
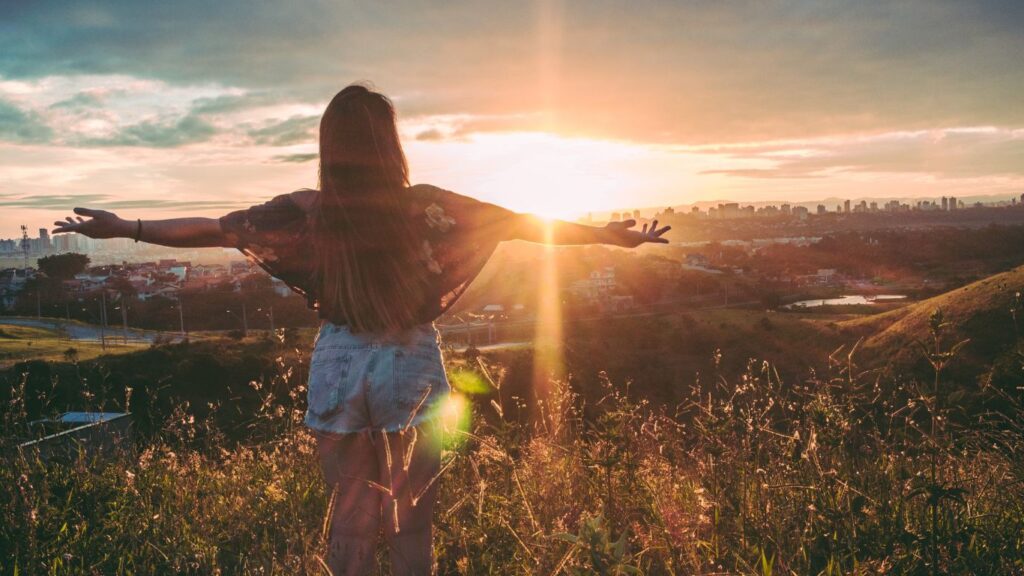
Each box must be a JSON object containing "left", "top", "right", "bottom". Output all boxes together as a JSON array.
[
  {"left": 949, "top": 196, "right": 957, "bottom": 211},
  {"left": 941, "top": 197, "right": 949, "bottom": 210},
  {"left": 843, "top": 199, "right": 851, "bottom": 213},
  {"left": 38, "top": 228, "right": 51, "bottom": 251},
  {"left": 632, "top": 209, "right": 640, "bottom": 220},
  {"left": 817, "top": 204, "right": 826, "bottom": 215}
]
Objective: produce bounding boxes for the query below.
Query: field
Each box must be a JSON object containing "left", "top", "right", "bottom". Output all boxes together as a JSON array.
[
  {"left": 0, "top": 323, "right": 147, "bottom": 368},
  {"left": 2, "top": 275, "right": 1024, "bottom": 574}
]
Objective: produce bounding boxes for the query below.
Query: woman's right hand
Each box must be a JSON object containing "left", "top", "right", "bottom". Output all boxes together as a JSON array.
[
  {"left": 604, "top": 218, "right": 671, "bottom": 248},
  {"left": 52, "top": 208, "right": 131, "bottom": 239}
]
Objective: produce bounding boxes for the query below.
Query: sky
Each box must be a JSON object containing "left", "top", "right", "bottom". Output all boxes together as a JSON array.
[{"left": 1, "top": 0, "right": 1023, "bottom": 237}]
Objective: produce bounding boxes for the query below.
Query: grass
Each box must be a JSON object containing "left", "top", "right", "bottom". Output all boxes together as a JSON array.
[
  {"left": 0, "top": 323, "right": 146, "bottom": 368},
  {"left": 3, "top": 329, "right": 1024, "bottom": 575}
]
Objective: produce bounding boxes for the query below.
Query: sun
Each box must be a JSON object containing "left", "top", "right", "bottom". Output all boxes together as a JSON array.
[{"left": 408, "top": 131, "right": 632, "bottom": 221}]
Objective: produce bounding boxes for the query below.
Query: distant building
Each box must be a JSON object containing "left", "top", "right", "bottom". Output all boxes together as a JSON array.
[
  {"left": 843, "top": 199, "right": 851, "bottom": 213},
  {"left": 569, "top": 267, "right": 617, "bottom": 301},
  {"left": 816, "top": 204, "right": 827, "bottom": 215}
]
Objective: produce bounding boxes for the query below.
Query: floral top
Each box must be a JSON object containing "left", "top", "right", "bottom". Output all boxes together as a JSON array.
[{"left": 218, "top": 184, "right": 522, "bottom": 324}]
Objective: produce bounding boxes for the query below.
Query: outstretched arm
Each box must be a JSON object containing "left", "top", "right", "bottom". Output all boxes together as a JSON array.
[
  {"left": 52, "top": 208, "right": 231, "bottom": 248},
  {"left": 509, "top": 214, "right": 671, "bottom": 248}
]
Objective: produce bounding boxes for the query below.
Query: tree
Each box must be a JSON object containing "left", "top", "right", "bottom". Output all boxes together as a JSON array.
[{"left": 37, "top": 253, "right": 90, "bottom": 280}]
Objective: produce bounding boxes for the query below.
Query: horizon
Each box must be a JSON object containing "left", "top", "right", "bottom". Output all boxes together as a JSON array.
[{"left": 2, "top": 1, "right": 1023, "bottom": 237}]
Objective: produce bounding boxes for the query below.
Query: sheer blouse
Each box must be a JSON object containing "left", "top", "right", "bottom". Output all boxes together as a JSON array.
[{"left": 218, "top": 184, "right": 521, "bottom": 325}]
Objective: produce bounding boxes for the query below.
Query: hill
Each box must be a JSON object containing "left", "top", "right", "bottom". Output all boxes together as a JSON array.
[{"left": 843, "top": 264, "right": 1024, "bottom": 385}]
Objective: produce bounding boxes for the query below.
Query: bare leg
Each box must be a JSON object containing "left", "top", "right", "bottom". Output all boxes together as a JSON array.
[
  {"left": 377, "top": 420, "right": 443, "bottom": 575},
  {"left": 315, "top": 429, "right": 383, "bottom": 576}
]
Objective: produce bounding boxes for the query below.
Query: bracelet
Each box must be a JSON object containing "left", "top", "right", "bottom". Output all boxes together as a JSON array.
[{"left": 134, "top": 218, "right": 142, "bottom": 243}]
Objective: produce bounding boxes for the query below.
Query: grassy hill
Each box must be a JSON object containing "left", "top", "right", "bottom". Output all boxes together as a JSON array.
[
  {"left": 0, "top": 323, "right": 147, "bottom": 368},
  {"left": 843, "top": 264, "right": 1024, "bottom": 385}
]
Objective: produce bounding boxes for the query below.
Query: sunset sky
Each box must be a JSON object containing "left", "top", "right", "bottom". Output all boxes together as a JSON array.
[{"left": 1, "top": 0, "right": 1023, "bottom": 237}]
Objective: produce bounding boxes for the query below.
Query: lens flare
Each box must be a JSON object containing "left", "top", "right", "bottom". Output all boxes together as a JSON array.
[
  {"left": 531, "top": 219, "right": 565, "bottom": 398},
  {"left": 437, "top": 392, "right": 472, "bottom": 450}
]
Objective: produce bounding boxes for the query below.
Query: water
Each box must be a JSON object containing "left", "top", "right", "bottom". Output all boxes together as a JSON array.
[{"left": 785, "top": 294, "right": 906, "bottom": 309}]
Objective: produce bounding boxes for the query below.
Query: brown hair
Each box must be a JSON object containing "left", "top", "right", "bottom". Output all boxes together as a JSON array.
[{"left": 311, "top": 84, "right": 430, "bottom": 333}]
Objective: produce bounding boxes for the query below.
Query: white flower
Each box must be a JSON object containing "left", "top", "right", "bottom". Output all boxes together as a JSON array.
[{"left": 424, "top": 203, "right": 455, "bottom": 232}]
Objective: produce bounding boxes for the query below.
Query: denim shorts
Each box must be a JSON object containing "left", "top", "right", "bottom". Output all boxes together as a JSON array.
[{"left": 305, "top": 320, "right": 451, "bottom": 434}]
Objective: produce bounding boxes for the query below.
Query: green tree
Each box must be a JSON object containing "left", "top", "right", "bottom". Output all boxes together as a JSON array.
[{"left": 36, "top": 252, "right": 90, "bottom": 280}]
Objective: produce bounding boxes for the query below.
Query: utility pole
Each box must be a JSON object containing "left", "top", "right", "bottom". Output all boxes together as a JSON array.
[
  {"left": 99, "top": 291, "right": 107, "bottom": 350},
  {"left": 120, "top": 292, "right": 129, "bottom": 345},
  {"left": 177, "top": 297, "right": 186, "bottom": 339},
  {"left": 20, "top": 225, "right": 29, "bottom": 272}
]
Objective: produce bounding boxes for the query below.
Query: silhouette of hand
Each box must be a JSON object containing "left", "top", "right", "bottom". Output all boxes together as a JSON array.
[
  {"left": 604, "top": 219, "right": 671, "bottom": 248},
  {"left": 52, "top": 208, "right": 129, "bottom": 239}
]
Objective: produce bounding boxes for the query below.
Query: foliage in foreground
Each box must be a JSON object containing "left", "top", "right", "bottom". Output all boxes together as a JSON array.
[{"left": 2, "top": 310, "right": 1024, "bottom": 575}]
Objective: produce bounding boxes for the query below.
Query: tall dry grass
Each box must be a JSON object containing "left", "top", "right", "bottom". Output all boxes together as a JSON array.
[{"left": 2, "top": 308, "right": 1024, "bottom": 575}]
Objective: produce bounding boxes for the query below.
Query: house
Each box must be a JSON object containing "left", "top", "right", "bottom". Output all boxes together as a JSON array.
[{"left": 569, "top": 267, "right": 616, "bottom": 301}]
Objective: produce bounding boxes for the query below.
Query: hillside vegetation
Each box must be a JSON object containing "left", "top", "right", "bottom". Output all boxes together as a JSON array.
[
  {"left": 843, "top": 265, "right": 1024, "bottom": 385},
  {"left": 3, "top": 272, "right": 1024, "bottom": 574},
  {"left": 0, "top": 323, "right": 145, "bottom": 368}
]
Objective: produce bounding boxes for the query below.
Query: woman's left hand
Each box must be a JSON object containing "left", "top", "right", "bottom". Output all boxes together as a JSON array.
[{"left": 604, "top": 219, "right": 671, "bottom": 248}]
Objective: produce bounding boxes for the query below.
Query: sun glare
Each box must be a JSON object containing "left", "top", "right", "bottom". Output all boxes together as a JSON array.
[
  {"left": 531, "top": 219, "right": 565, "bottom": 397},
  {"left": 407, "top": 131, "right": 642, "bottom": 220}
]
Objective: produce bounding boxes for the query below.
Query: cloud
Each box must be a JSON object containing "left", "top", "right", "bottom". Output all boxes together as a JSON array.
[
  {"left": 271, "top": 152, "right": 318, "bottom": 163},
  {"left": 247, "top": 115, "right": 318, "bottom": 146},
  {"left": 49, "top": 91, "right": 104, "bottom": 110},
  {"left": 701, "top": 128, "right": 1024, "bottom": 179},
  {"left": 77, "top": 112, "right": 217, "bottom": 147},
  {"left": 1, "top": 1, "right": 1022, "bottom": 144},
  {"left": 0, "top": 98, "right": 53, "bottom": 143},
  {"left": 190, "top": 91, "right": 280, "bottom": 115},
  {"left": 415, "top": 129, "right": 443, "bottom": 141},
  {"left": 0, "top": 192, "right": 244, "bottom": 211}
]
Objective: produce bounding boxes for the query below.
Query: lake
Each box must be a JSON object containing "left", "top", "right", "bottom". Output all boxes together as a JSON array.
[{"left": 785, "top": 294, "right": 907, "bottom": 309}]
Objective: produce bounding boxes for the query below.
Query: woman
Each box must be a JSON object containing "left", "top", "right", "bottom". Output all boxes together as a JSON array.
[{"left": 52, "top": 84, "right": 670, "bottom": 575}]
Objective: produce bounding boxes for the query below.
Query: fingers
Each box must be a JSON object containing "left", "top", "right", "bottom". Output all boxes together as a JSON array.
[
  {"left": 73, "top": 207, "right": 100, "bottom": 217},
  {"left": 620, "top": 218, "right": 636, "bottom": 228}
]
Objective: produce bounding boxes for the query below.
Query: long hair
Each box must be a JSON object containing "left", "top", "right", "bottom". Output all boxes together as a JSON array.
[{"left": 311, "top": 84, "right": 429, "bottom": 333}]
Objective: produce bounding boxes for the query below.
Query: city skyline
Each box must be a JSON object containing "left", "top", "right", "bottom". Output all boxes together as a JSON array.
[{"left": 2, "top": 1, "right": 1023, "bottom": 237}]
